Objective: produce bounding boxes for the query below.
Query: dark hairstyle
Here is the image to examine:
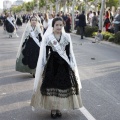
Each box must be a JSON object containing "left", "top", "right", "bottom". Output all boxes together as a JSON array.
[
  {"left": 30, "top": 16, "right": 37, "bottom": 21},
  {"left": 82, "top": 11, "right": 85, "bottom": 14},
  {"left": 106, "top": 11, "right": 109, "bottom": 16},
  {"left": 93, "top": 12, "right": 96, "bottom": 15},
  {"left": 98, "top": 11, "right": 100, "bottom": 15},
  {"left": 98, "top": 30, "right": 101, "bottom": 33},
  {"left": 52, "top": 17, "right": 63, "bottom": 27}
]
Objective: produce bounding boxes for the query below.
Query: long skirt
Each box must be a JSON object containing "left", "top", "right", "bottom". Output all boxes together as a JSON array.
[
  {"left": 31, "top": 52, "right": 83, "bottom": 110},
  {"left": 16, "top": 37, "right": 40, "bottom": 74}
]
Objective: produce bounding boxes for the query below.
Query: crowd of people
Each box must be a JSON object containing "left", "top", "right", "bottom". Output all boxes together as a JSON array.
[
  {"left": 86, "top": 8, "right": 120, "bottom": 33},
  {"left": 74, "top": 8, "right": 120, "bottom": 34},
  {"left": 0, "top": 8, "right": 120, "bottom": 38}
]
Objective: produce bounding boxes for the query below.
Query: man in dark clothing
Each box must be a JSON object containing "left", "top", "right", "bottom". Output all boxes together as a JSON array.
[{"left": 78, "top": 11, "right": 86, "bottom": 39}]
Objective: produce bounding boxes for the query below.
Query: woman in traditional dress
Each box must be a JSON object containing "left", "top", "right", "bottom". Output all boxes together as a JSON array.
[
  {"left": 43, "top": 13, "right": 48, "bottom": 34},
  {"left": 16, "top": 14, "right": 22, "bottom": 27},
  {"left": 5, "top": 13, "right": 15, "bottom": 38},
  {"left": 31, "top": 17, "right": 83, "bottom": 118},
  {"left": 43, "top": 13, "right": 54, "bottom": 37},
  {"left": 16, "top": 16, "right": 43, "bottom": 77}
]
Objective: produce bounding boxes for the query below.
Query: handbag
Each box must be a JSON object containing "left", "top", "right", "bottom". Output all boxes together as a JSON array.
[{"left": 104, "top": 18, "right": 110, "bottom": 24}]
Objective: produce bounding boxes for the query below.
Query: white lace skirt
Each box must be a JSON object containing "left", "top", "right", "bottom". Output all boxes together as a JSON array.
[{"left": 31, "top": 80, "right": 83, "bottom": 110}]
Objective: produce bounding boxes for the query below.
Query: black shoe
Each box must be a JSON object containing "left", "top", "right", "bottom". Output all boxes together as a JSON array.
[
  {"left": 56, "top": 110, "right": 62, "bottom": 117},
  {"left": 51, "top": 110, "right": 57, "bottom": 119}
]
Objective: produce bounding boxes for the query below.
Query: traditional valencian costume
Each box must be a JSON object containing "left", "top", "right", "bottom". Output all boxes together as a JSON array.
[
  {"left": 5, "top": 15, "right": 15, "bottom": 38},
  {"left": 31, "top": 19, "right": 83, "bottom": 110},
  {"left": 16, "top": 17, "right": 43, "bottom": 76},
  {"left": 16, "top": 15, "right": 22, "bottom": 26}
]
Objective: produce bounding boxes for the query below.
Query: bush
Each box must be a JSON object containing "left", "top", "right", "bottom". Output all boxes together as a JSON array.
[
  {"left": 114, "top": 31, "right": 120, "bottom": 44},
  {"left": 102, "top": 31, "right": 113, "bottom": 40},
  {"left": 92, "top": 32, "right": 97, "bottom": 37},
  {"left": 85, "top": 26, "right": 98, "bottom": 37},
  {"left": 104, "top": 34, "right": 110, "bottom": 40},
  {"left": 76, "top": 25, "right": 98, "bottom": 37},
  {"left": 108, "top": 36, "right": 115, "bottom": 42}
]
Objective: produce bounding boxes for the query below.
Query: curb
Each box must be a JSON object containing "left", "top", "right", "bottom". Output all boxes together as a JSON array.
[{"left": 70, "top": 33, "right": 120, "bottom": 48}]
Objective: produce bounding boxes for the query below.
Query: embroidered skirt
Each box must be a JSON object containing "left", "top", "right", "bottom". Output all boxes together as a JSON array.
[{"left": 31, "top": 52, "right": 83, "bottom": 110}]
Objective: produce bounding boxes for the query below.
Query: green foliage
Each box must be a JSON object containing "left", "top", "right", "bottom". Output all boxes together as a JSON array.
[
  {"left": 101, "top": 31, "right": 113, "bottom": 40},
  {"left": 108, "top": 36, "right": 115, "bottom": 42},
  {"left": 25, "top": 1, "right": 34, "bottom": 11},
  {"left": 92, "top": 32, "right": 97, "bottom": 37},
  {"left": 84, "top": 26, "right": 98, "bottom": 37},
  {"left": 3, "top": 9, "right": 8, "bottom": 14},
  {"left": 10, "top": 0, "right": 35, "bottom": 12},
  {"left": 39, "top": 0, "right": 46, "bottom": 8},
  {"left": 102, "top": 31, "right": 120, "bottom": 44},
  {"left": 50, "top": 0, "right": 56, "bottom": 3},
  {"left": 76, "top": 26, "right": 98, "bottom": 37},
  {"left": 106, "top": 0, "right": 119, "bottom": 8},
  {"left": 66, "top": 0, "right": 72, "bottom": 6},
  {"left": 77, "top": 24, "right": 120, "bottom": 45},
  {"left": 11, "top": 6, "right": 22, "bottom": 13}
]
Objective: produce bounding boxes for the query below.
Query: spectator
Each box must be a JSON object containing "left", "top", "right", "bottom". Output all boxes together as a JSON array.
[
  {"left": 95, "top": 30, "right": 103, "bottom": 42},
  {"left": 104, "top": 11, "right": 110, "bottom": 31},
  {"left": 92, "top": 12, "right": 98, "bottom": 27},
  {"left": 78, "top": 11, "right": 86, "bottom": 39},
  {"left": 88, "top": 11, "right": 93, "bottom": 26},
  {"left": 113, "top": 9, "right": 120, "bottom": 33},
  {"left": 65, "top": 14, "right": 71, "bottom": 33}
]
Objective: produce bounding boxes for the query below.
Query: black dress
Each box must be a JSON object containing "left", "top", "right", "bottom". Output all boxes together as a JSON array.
[
  {"left": 16, "top": 17, "right": 22, "bottom": 26},
  {"left": 40, "top": 39, "right": 79, "bottom": 98},
  {"left": 22, "top": 33, "right": 42, "bottom": 69},
  {"left": 5, "top": 19, "right": 14, "bottom": 33}
]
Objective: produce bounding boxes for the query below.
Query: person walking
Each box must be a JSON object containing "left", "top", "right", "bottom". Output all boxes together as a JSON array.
[
  {"left": 78, "top": 11, "right": 86, "bottom": 39},
  {"left": 92, "top": 12, "right": 98, "bottom": 27},
  {"left": 16, "top": 16, "right": 43, "bottom": 77},
  {"left": 31, "top": 17, "right": 83, "bottom": 119},
  {"left": 65, "top": 14, "right": 71, "bottom": 33},
  {"left": 5, "top": 13, "right": 15, "bottom": 38}
]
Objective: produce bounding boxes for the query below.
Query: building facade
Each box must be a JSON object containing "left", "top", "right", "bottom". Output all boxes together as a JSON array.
[{"left": 3, "top": 0, "right": 12, "bottom": 10}]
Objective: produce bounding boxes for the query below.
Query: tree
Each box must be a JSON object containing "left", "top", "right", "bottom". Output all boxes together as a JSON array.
[
  {"left": 99, "top": 0, "right": 105, "bottom": 30},
  {"left": 106, "top": 0, "right": 119, "bottom": 8}
]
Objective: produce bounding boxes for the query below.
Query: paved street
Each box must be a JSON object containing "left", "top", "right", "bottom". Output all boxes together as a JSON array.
[{"left": 0, "top": 24, "right": 120, "bottom": 120}]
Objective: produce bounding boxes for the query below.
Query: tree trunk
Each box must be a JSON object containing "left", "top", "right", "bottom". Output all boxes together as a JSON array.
[
  {"left": 50, "top": 4, "right": 53, "bottom": 14},
  {"left": 72, "top": 0, "right": 76, "bottom": 31},
  {"left": 63, "top": 1, "right": 67, "bottom": 13},
  {"left": 99, "top": 0, "right": 105, "bottom": 31}
]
